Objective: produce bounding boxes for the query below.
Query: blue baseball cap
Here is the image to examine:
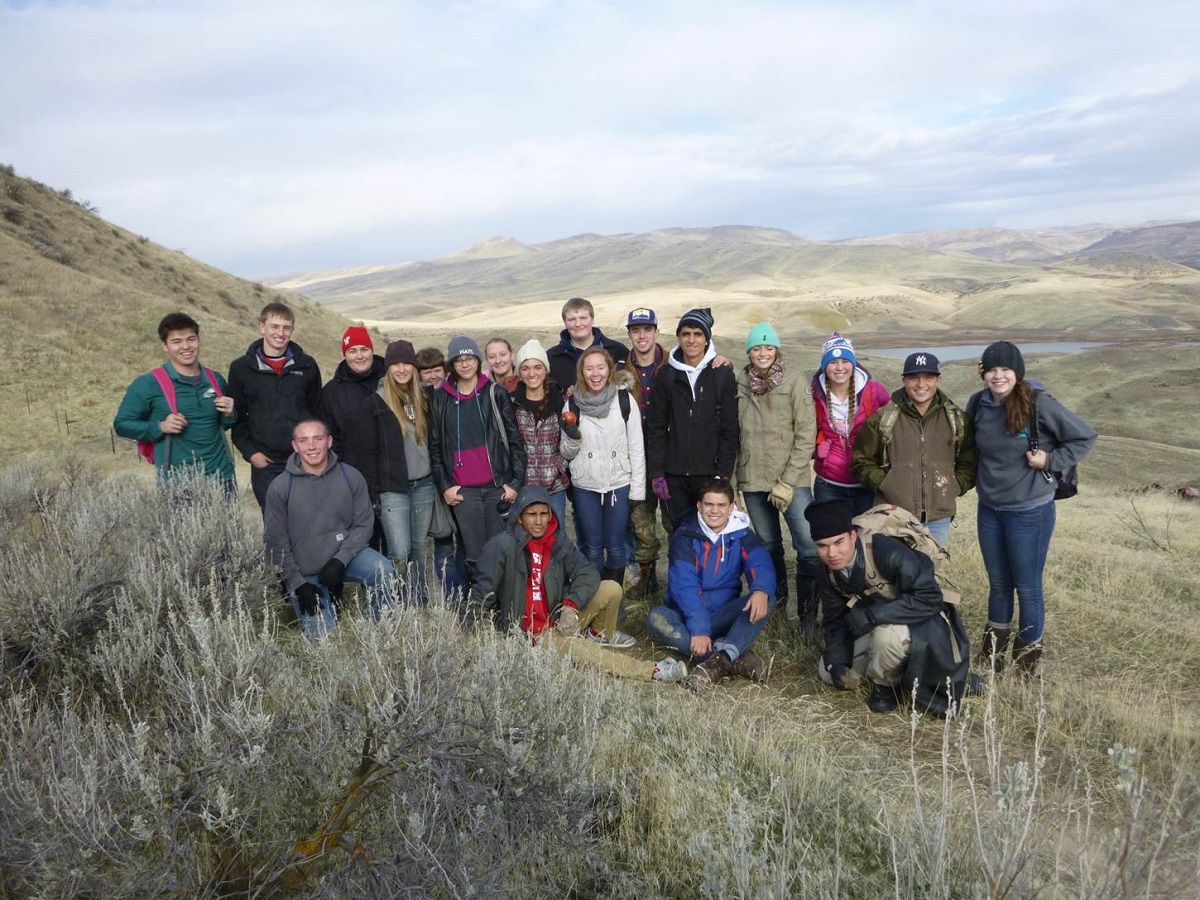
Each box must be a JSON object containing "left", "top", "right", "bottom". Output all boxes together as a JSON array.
[{"left": 626, "top": 307, "right": 658, "bottom": 328}]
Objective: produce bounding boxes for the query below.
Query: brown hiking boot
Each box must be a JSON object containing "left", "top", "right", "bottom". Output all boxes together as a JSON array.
[
  {"left": 635, "top": 562, "right": 659, "bottom": 599},
  {"left": 1012, "top": 637, "right": 1043, "bottom": 679},
  {"left": 975, "top": 625, "right": 1011, "bottom": 673},
  {"left": 685, "top": 651, "right": 733, "bottom": 691},
  {"left": 729, "top": 649, "right": 768, "bottom": 683}
]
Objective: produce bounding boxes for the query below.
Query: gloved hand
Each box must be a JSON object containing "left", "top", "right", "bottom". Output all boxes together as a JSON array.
[
  {"left": 318, "top": 558, "right": 346, "bottom": 591},
  {"left": 827, "top": 662, "right": 853, "bottom": 691},
  {"left": 769, "top": 481, "right": 794, "bottom": 513},
  {"left": 294, "top": 583, "right": 321, "bottom": 617},
  {"left": 652, "top": 477, "right": 671, "bottom": 502},
  {"left": 559, "top": 414, "right": 581, "bottom": 441},
  {"left": 557, "top": 605, "right": 580, "bottom": 636},
  {"left": 846, "top": 606, "right": 877, "bottom": 637}
]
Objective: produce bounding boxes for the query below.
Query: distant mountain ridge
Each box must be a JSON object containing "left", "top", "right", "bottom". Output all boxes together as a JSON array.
[{"left": 268, "top": 221, "right": 1200, "bottom": 343}]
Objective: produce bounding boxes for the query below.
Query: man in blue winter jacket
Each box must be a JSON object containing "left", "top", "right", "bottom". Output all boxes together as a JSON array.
[{"left": 646, "top": 478, "right": 776, "bottom": 688}]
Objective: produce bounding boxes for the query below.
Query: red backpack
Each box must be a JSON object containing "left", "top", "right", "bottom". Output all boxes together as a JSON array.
[{"left": 137, "top": 366, "right": 223, "bottom": 465}]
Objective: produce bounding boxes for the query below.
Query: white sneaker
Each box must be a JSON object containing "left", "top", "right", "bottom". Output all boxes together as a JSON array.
[
  {"left": 652, "top": 658, "right": 687, "bottom": 682},
  {"left": 585, "top": 626, "right": 636, "bottom": 648}
]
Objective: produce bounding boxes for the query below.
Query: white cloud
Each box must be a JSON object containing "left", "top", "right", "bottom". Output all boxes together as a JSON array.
[{"left": 1, "top": 0, "right": 1198, "bottom": 274}]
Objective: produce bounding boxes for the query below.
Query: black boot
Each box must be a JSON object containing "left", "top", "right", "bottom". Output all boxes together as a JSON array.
[
  {"left": 601, "top": 566, "right": 625, "bottom": 588},
  {"left": 795, "top": 572, "right": 818, "bottom": 643},
  {"left": 635, "top": 561, "right": 659, "bottom": 599},
  {"left": 867, "top": 682, "right": 901, "bottom": 713},
  {"left": 770, "top": 549, "right": 789, "bottom": 610}
]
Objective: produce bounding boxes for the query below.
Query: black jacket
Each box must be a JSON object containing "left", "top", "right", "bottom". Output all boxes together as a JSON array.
[
  {"left": 321, "top": 356, "right": 410, "bottom": 497},
  {"left": 227, "top": 339, "right": 323, "bottom": 463},
  {"left": 818, "top": 534, "right": 969, "bottom": 710},
  {"left": 546, "top": 327, "right": 630, "bottom": 392},
  {"left": 428, "top": 379, "right": 527, "bottom": 494},
  {"left": 645, "top": 352, "right": 739, "bottom": 479}
]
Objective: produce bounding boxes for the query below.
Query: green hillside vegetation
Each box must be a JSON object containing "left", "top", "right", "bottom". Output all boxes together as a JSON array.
[{"left": 0, "top": 165, "right": 367, "bottom": 466}]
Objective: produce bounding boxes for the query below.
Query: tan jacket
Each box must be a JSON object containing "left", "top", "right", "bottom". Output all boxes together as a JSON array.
[{"left": 735, "top": 365, "right": 816, "bottom": 492}]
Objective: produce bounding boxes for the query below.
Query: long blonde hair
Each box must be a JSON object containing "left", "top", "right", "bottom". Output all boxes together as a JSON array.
[{"left": 382, "top": 368, "right": 428, "bottom": 444}]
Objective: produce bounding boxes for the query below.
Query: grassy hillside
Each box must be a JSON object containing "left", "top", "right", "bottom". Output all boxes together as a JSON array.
[{"left": 0, "top": 165, "right": 360, "bottom": 466}]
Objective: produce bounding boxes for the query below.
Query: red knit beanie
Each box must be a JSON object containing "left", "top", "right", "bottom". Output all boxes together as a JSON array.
[{"left": 341, "top": 325, "right": 373, "bottom": 354}]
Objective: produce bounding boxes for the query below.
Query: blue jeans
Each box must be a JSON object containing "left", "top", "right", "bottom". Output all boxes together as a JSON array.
[
  {"left": 977, "top": 500, "right": 1056, "bottom": 643},
  {"left": 379, "top": 477, "right": 437, "bottom": 603},
  {"left": 814, "top": 476, "right": 875, "bottom": 517},
  {"left": 290, "top": 548, "right": 396, "bottom": 640},
  {"left": 742, "top": 487, "right": 818, "bottom": 580},
  {"left": 572, "top": 486, "right": 631, "bottom": 570},
  {"left": 925, "top": 516, "right": 951, "bottom": 548},
  {"left": 433, "top": 534, "right": 468, "bottom": 601},
  {"left": 646, "top": 592, "right": 776, "bottom": 662},
  {"left": 547, "top": 489, "right": 569, "bottom": 533}
]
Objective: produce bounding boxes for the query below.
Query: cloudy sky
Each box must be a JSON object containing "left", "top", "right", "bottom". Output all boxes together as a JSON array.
[{"left": 3, "top": 0, "right": 1199, "bottom": 277}]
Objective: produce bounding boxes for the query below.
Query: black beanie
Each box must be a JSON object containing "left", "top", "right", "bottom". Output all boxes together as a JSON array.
[
  {"left": 980, "top": 341, "right": 1025, "bottom": 379},
  {"left": 804, "top": 499, "right": 855, "bottom": 542},
  {"left": 384, "top": 339, "right": 418, "bottom": 369},
  {"left": 677, "top": 307, "right": 714, "bottom": 342}
]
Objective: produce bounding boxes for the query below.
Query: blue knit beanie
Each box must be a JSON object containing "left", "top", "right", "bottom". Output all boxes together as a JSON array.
[{"left": 819, "top": 332, "right": 856, "bottom": 370}]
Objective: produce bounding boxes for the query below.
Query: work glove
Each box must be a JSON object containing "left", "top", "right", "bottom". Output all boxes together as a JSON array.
[
  {"left": 317, "top": 558, "right": 346, "bottom": 594},
  {"left": 827, "top": 662, "right": 853, "bottom": 691},
  {"left": 557, "top": 605, "right": 580, "bottom": 636},
  {"left": 846, "top": 606, "right": 877, "bottom": 638},
  {"left": 294, "top": 583, "right": 321, "bottom": 618},
  {"left": 559, "top": 415, "right": 582, "bottom": 441},
  {"left": 652, "top": 477, "right": 671, "bottom": 502},
  {"left": 769, "top": 481, "right": 794, "bottom": 513}
]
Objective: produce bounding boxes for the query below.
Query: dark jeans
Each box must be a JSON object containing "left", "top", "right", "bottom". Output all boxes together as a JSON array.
[
  {"left": 450, "top": 484, "right": 505, "bottom": 567},
  {"left": 742, "top": 487, "right": 818, "bottom": 580},
  {"left": 250, "top": 460, "right": 287, "bottom": 512},
  {"left": 813, "top": 476, "right": 875, "bottom": 517},
  {"left": 646, "top": 592, "right": 775, "bottom": 662},
  {"left": 433, "top": 534, "right": 468, "bottom": 599},
  {"left": 977, "top": 499, "right": 1056, "bottom": 643},
  {"left": 572, "top": 485, "right": 631, "bottom": 570}
]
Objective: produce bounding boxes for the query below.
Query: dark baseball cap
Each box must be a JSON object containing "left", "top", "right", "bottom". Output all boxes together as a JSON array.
[
  {"left": 902, "top": 352, "right": 941, "bottom": 376},
  {"left": 626, "top": 307, "right": 658, "bottom": 328}
]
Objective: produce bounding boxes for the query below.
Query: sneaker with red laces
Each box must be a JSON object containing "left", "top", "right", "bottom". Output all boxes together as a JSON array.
[{"left": 651, "top": 658, "right": 687, "bottom": 682}]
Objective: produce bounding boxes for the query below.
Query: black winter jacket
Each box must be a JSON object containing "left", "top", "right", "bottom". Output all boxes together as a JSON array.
[
  {"left": 228, "top": 339, "right": 323, "bottom": 463},
  {"left": 321, "top": 356, "right": 410, "bottom": 497},
  {"left": 818, "top": 534, "right": 970, "bottom": 709},
  {"left": 547, "top": 327, "right": 630, "bottom": 392},
  {"left": 645, "top": 352, "right": 739, "bottom": 479},
  {"left": 428, "top": 378, "right": 527, "bottom": 494}
]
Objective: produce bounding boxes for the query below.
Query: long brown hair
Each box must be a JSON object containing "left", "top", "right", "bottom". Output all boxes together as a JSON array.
[
  {"left": 382, "top": 367, "right": 428, "bottom": 444},
  {"left": 1005, "top": 379, "right": 1035, "bottom": 435}
]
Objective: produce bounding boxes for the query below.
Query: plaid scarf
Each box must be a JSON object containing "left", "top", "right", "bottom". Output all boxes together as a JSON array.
[{"left": 747, "top": 359, "right": 785, "bottom": 395}]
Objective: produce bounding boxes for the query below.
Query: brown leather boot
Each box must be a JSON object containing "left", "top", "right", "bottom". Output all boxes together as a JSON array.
[
  {"left": 1012, "top": 637, "right": 1043, "bottom": 678},
  {"left": 729, "top": 649, "right": 768, "bottom": 683},
  {"left": 976, "top": 625, "right": 1011, "bottom": 672},
  {"left": 685, "top": 651, "right": 734, "bottom": 691},
  {"left": 636, "top": 562, "right": 659, "bottom": 599}
]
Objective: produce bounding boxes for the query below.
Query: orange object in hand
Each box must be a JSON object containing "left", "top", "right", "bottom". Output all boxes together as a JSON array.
[{"left": 561, "top": 411, "right": 578, "bottom": 427}]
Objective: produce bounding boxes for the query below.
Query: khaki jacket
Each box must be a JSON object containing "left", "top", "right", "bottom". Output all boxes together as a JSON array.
[{"left": 735, "top": 365, "right": 816, "bottom": 492}]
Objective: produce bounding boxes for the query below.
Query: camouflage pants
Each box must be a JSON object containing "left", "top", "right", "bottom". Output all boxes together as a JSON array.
[{"left": 629, "top": 496, "right": 671, "bottom": 563}]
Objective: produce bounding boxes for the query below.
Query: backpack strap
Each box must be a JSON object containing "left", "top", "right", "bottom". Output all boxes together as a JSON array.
[
  {"left": 876, "top": 405, "right": 901, "bottom": 470},
  {"left": 488, "top": 383, "right": 510, "bottom": 453},
  {"left": 945, "top": 403, "right": 966, "bottom": 460},
  {"left": 151, "top": 367, "right": 178, "bottom": 413},
  {"left": 202, "top": 366, "right": 223, "bottom": 397},
  {"left": 618, "top": 388, "right": 631, "bottom": 423}
]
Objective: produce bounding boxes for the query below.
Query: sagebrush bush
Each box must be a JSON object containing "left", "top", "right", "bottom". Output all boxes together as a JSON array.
[{"left": 0, "top": 460, "right": 1196, "bottom": 898}]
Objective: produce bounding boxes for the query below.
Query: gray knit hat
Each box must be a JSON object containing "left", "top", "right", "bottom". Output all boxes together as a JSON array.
[{"left": 447, "top": 335, "right": 481, "bottom": 362}]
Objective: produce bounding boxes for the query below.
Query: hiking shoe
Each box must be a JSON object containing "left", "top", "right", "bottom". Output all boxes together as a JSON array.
[
  {"left": 729, "top": 649, "right": 768, "bottom": 683},
  {"left": 585, "top": 627, "right": 636, "bottom": 648},
  {"left": 866, "top": 682, "right": 901, "bottom": 713},
  {"left": 651, "top": 658, "right": 687, "bottom": 682},
  {"left": 685, "top": 651, "right": 733, "bottom": 692}
]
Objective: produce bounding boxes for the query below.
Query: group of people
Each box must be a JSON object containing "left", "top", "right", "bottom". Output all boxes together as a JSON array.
[{"left": 114, "top": 298, "right": 1096, "bottom": 708}]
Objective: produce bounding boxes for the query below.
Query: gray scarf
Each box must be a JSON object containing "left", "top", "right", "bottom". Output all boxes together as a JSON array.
[{"left": 574, "top": 384, "right": 616, "bottom": 418}]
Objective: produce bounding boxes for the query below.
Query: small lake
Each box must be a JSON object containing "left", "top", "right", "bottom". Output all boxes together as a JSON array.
[{"left": 869, "top": 341, "right": 1109, "bottom": 361}]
